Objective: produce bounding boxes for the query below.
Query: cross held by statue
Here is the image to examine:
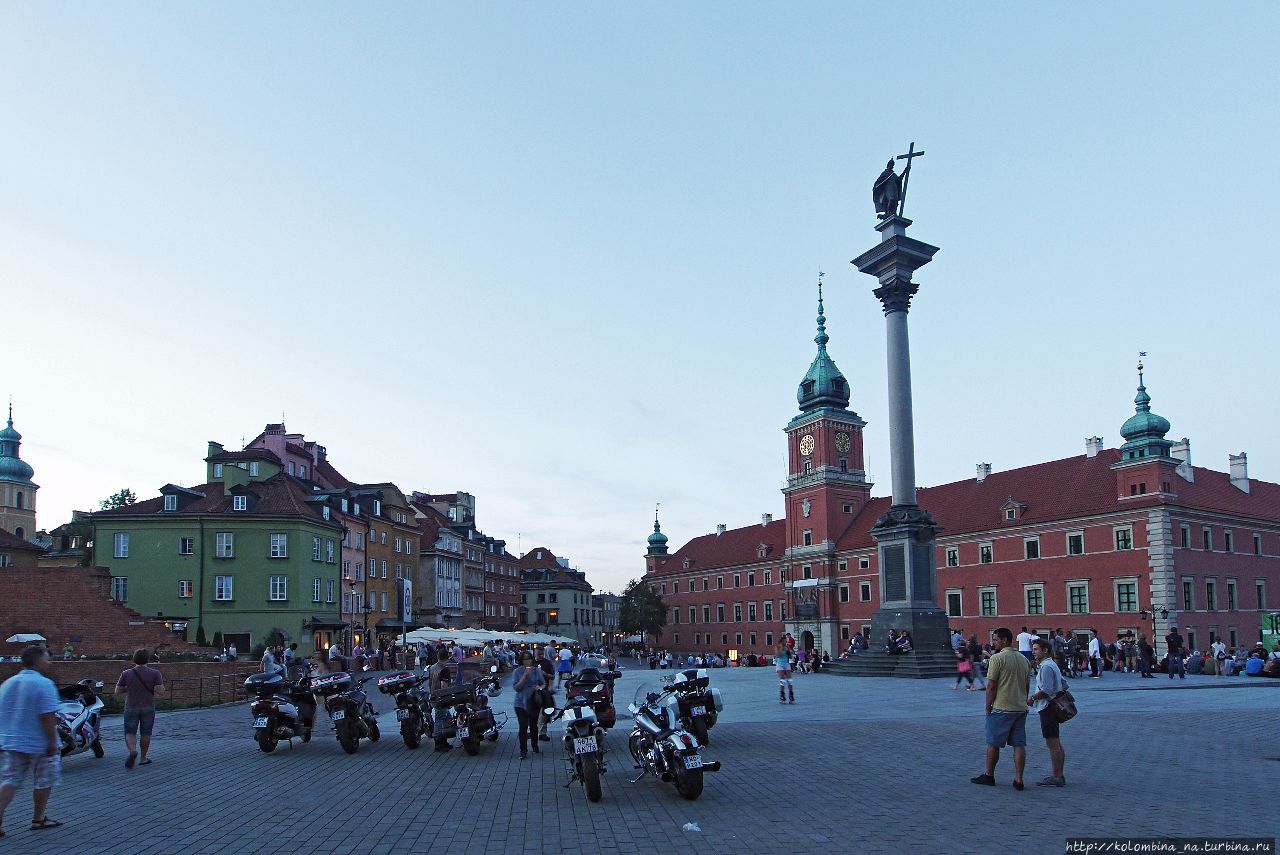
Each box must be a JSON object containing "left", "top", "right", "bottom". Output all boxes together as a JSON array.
[{"left": 895, "top": 142, "right": 924, "bottom": 217}]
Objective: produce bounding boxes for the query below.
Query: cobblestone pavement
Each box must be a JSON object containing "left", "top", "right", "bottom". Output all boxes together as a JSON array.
[{"left": 4, "top": 666, "right": 1277, "bottom": 854}]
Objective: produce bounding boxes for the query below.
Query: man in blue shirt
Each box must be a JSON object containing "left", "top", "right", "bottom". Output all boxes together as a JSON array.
[{"left": 0, "top": 645, "right": 64, "bottom": 833}]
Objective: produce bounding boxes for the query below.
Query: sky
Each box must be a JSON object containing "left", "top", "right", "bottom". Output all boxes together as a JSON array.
[{"left": 3, "top": 4, "right": 1278, "bottom": 596}]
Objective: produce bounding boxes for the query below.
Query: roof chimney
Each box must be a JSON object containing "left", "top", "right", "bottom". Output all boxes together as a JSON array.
[
  {"left": 976, "top": 463, "right": 992, "bottom": 483},
  {"left": 716, "top": 524, "right": 727, "bottom": 535},
  {"left": 1229, "top": 453, "right": 1250, "bottom": 493},
  {"left": 1170, "top": 437, "right": 1193, "bottom": 482},
  {"left": 762, "top": 513, "right": 773, "bottom": 526},
  {"left": 1085, "top": 436, "right": 1103, "bottom": 459}
]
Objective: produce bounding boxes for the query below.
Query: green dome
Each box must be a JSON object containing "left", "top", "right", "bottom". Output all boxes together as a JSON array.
[
  {"left": 1118, "top": 371, "right": 1173, "bottom": 461},
  {"left": 646, "top": 515, "right": 669, "bottom": 556},
  {"left": 0, "top": 410, "right": 34, "bottom": 484},
  {"left": 797, "top": 281, "right": 851, "bottom": 412}
]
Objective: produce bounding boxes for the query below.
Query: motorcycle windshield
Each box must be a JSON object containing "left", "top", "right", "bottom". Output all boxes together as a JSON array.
[{"left": 632, "top": 680, "right": 671, "bottom": 714}]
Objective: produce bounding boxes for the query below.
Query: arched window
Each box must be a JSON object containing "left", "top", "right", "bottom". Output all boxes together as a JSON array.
[
  {"left": 14, "top": 527, "right": 24, "bottom": 539},
  {"left": 15, "top": 491, "right": 22, "bottom": 510}
]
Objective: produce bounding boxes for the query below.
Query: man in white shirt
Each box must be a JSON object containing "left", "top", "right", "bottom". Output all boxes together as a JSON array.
[
  {"left": 1027, "top": 638, "right": 1067, "bottom": 787},
  {"left": 1087, "top": 631, "right": 1103, "bottom": 678},
  {"left": 1208, "top": 639, "right": 1227, "bottom": 676},
  {"left": 1016, "top": 627, "right": 1038, "bottom": 662},
  {"left": 556, "top": 646, "right": 574, "bottom": 686}
]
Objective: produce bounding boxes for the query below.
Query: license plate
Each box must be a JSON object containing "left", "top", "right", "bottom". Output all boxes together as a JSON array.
[
  {"left": 573, "top": 737, "right": 596, "bottom": 755},
  {"left": 396, "top": 708, "right": 411, "bottom": 721},
  {"left": 690, "top": 706, "right": 706, "bottom": 716},
  {"left": 331, "top": 710, "right": 345, "bottom": 721},
  {"left": 253, "top": 716, "right": 269, "bottom": 728},
  {"left": 683, "top": 754, "right": 703, "bottom": 770},
  {"left": 458, "top": 727, "right": 469, "bottom": 739}
]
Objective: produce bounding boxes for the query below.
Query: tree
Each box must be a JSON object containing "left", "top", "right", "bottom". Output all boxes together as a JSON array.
[
  {"left": 99, "top": 488, "right": 138, "bottom": 510},
  {"left": 619, "top": 578, "right": 667, "bottom": 644},
  {"left": 194, "top": 625, "right": 209, "bottom": 647}
]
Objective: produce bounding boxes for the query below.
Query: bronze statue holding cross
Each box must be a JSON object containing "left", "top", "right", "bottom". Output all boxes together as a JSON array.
[{"left": 872, "top": 142, "right": 925, "bottom": 219}]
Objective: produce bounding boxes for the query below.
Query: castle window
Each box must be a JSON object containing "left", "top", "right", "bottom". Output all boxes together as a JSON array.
[
  {"left": 860, "top": 581, "right": 872, "bottom": 602},
  {"left": 979, "top": 543, "right": 993, "bottom": 564},
  {"left": 945, "top": 547, "right": 958, "bottom": 567},
  {"left": 803, "top": 461, "right": 812, "bottom": 475},
  {"left": 840, "top": 459, "right": 848, "bottom": 473},
  {"left": 1068, "top": 532, "right": 1084, "bottom": 555},
  {"left": 802, "top": 530, "right": 813, "bottom": 547}
]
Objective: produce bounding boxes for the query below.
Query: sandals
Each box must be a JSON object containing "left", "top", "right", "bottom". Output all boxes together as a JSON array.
[
  {"left": 31, "top": 817, "right": 65, "bottom": 830},
  {"left": 139, "top": 758, "right": 153, "bottom": 766}
]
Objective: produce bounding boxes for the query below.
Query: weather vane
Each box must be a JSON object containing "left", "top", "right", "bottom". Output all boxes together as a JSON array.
[{"left": 873, "top": 141, "right": 925, "bottom": 220}]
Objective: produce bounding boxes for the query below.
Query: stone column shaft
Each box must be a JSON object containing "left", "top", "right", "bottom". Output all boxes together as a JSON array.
[{"left": 884, "top": 308, "right": 917, "bottom": 507}]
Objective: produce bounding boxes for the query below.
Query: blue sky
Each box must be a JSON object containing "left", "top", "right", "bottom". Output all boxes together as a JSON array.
[{"left": 3, "top": 4, "right": 1278, "bottom": 594}]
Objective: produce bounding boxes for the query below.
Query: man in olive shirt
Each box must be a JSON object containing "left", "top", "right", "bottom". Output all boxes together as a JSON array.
[{"left": 971, "top": 627, "right": 1031, "bottom": 790}]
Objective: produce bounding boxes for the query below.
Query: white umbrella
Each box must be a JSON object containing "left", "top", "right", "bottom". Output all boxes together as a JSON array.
[{"left": 6, "top": 633, "right": 46, "bottom": 643}]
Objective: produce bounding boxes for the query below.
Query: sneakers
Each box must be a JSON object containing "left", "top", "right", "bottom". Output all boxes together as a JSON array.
[
  {"left": 970, "top": 774, "right": 995, "bottom": 786},
  {"left": 1036, "top": 776, "right": 1066, "bottom": 787}
]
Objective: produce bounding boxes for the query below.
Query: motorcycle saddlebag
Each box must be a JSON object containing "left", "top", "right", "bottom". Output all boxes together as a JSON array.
[
  {"left": 376, "top": 671, "right": 419, "bottom": 694},
  {"left": 709, "top": 687, "right": 724, "bottom": 713},
  {"left": 308, "top": 672, "right": 352, "bottom": 697},
  {"left": 469, "top": 707, "right": 496, "bottom": 732},
  {"left": 428, "top": 684, "right": 474, "bottom": 707},
  {"left": 244, "top": 672, "right": 285, "bottom": 697}
]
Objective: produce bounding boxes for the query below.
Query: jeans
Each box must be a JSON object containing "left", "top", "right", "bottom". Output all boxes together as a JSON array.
[
  {"left": 1168, "top": 654, "right": 1185, "bottom": 678},
  {"left": 433, "top": 705, "right": 451, "bottom": 743},
  {"left": 1140, "top": 654, "right": 1152, "bottom": 677},
  {"left": 515, "top": 707, "right": 534, "bottom": 753}
]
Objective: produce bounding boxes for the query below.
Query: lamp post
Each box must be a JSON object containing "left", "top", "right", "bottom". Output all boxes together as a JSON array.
[{"left": 346, "top": 579, "right": 357, "bottom": 650}]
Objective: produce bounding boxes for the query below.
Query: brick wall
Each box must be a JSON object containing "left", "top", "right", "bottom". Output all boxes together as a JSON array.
[
  {"left": 0, "top": 564, "right": 212, "bottom": 657},
  {"left": 0, "top": 660, "right": 255, "bottom": 706}
]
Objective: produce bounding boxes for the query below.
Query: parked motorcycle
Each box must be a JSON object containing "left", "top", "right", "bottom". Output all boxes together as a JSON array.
[
  {"left": 311, "top": 671, "right": 380, "bottom": 754},
  {"left": 429, "top": 667, "right": 504, "bottom": 756},
  {"left": 627, "top": 680, "right": 721, "bottom": 800},
  {"left": 545, "top": 682, "right": 610, "bottom": 802},
  {"left": 244, "top": 666, "right": 317, "bottom": 752},
  {"left": 660, "top": 668, "right": 723, "bottom": 746},
  {"left": 564, "top": 667, "right": 623, "bottom": 729},
  {"left": 377, "top": 670, "right": 432, "bottom": 749},
  {"left": 56, "top": 679, "right": 105, "bottom": 759}
]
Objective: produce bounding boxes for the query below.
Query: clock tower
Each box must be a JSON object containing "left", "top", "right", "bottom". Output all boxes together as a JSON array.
[{"left": 782, "top": 281, "right": 873, "bottom": 562}]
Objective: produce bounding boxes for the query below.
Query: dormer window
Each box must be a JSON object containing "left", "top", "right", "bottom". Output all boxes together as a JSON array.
[
  {"left": 322, "top": 506, "right": 331, "bottom": 521},
  {"left": 288, "top": 462, "right": 295, "bottom": 475},
  {"left": 163, "top": 495, "right": 177, "bottom": 512},
  {"left": 299, "top": 465, "right": 307, "bottom": 479},
  {"left": 213, "top": 464, "right": 223, "bottom": 477},
  {"left": 1005, "top": 509, "right": 1015, "bottom": 521},
  {"left": 801, "top": 380, "right": 814, "bottom": 397},
  {"left": 249, "top": 462, "right": 259, "bottom": 476},
  {"left": 374, "top": 500, "right": 382, "bottom": 516},
  {"left": 233, "top": 495, "right": 247, "bottom": 511},
  {"left": 341, "top": 498, "right": 349, "bottom": 513},
  {"left": 683, "top": 558, "right": 692, "bottom": 569}
]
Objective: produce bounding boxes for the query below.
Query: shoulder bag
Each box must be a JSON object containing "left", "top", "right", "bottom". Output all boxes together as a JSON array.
[{"left": 1048, "top": 688, "right": 1077, "bottom": 723}]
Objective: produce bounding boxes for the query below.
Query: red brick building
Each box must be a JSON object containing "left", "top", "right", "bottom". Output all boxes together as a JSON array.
[{"left": 643, "top": 306, "right": 1280, "bottom": 660}]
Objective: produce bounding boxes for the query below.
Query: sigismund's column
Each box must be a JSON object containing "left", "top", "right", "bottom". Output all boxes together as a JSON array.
[{"left": 852, "top": 151, "right": 950, "bottom": 666}]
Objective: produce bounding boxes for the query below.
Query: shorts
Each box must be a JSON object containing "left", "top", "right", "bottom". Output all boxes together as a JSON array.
[
  {"left": 985, "top": 710, "right": 1028, "bottom": 748},
  {"left": 557, "top": 662, "right": 572, "bottom": 673},
  {"left": 1038, "top": 708, "right": 1060, "bottom": 740},
  {"left": 775, "top": 667, "right": 792, "bottom": 677},
  {"left": 124, "top": 707, "right": 157, "bottom": 737},
  {"left": 1, "top": 751, "right": 61, "bottom": 789}
]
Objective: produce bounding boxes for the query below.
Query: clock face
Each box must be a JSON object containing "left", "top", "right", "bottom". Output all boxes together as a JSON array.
[
  {"left": 799, "top": 434, "right": 815, "bottom": 457},
  {"left": 834, "top": 432, "right": 851, "bottom": 454}
]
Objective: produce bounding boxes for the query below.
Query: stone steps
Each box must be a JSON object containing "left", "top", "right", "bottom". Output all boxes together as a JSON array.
[{"left": 821, "top": 650, "right": 956, "bottom": 679}]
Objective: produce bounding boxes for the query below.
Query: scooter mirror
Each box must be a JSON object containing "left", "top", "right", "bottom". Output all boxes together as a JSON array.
[
  {"left": 490, "top": 665, "right": 498, "bottom": 673},
  {"left": 543, "top": 707, "right": 556, "bottom": 717}
]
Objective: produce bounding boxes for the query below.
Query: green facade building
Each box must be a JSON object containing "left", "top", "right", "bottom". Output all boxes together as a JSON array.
[{"left": 93, "top": 447, "right": 346, "bottom": 655}]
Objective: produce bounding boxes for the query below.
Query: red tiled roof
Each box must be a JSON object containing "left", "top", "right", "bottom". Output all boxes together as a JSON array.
[
  {"left": 653, "top": 448, "right": 1280, "bottom": 572},
  {"left": 206, "top": 448, "right": 282, "bottom": 465},
  {"left": 649, "top": 519, "right": 787, "bottom": 575},
  {"left": 0, "top": 528, "right": 43, "bottom": 552},
  {"left": 517, "top": 547, "right": 567, "bottom": 570},
  {"left": 93, "top": 475, "right": 339, "bottom": 525},
  {"left": 315, "top": 459, "right": 352, "bottom": 488}
]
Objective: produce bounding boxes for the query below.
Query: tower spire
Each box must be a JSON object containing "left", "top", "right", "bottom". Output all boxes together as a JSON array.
[{"left": 815, "top": 275, "right": 829, "bottom": 349}]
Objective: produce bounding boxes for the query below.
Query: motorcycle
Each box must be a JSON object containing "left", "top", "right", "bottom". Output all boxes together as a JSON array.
[
  {"left": 564, "top": 667, "right": 623, "bottom": 729},
  {"left": 627, "top": 680, "right": 721, "bottom": 801},
  {"left": 244, "top": 665, "right": 317, "bottom": 753},
  {"left": 660, "top": 668, "right": 723, "bottom": 746},
  {"left": 545, "top": 682, "right": 611, "bottom": 803},
  {"left": 56, "top": 679, "right": 105, "bottom": 759},
  {"left": 429, "top": 666, "right": 505, "bottom": 756},
  {"left": 311, "top": 671, "right": 380, "bottom": 754},
  {"left": 376, "top": 670, "right": 432, "bottom": 749}
]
